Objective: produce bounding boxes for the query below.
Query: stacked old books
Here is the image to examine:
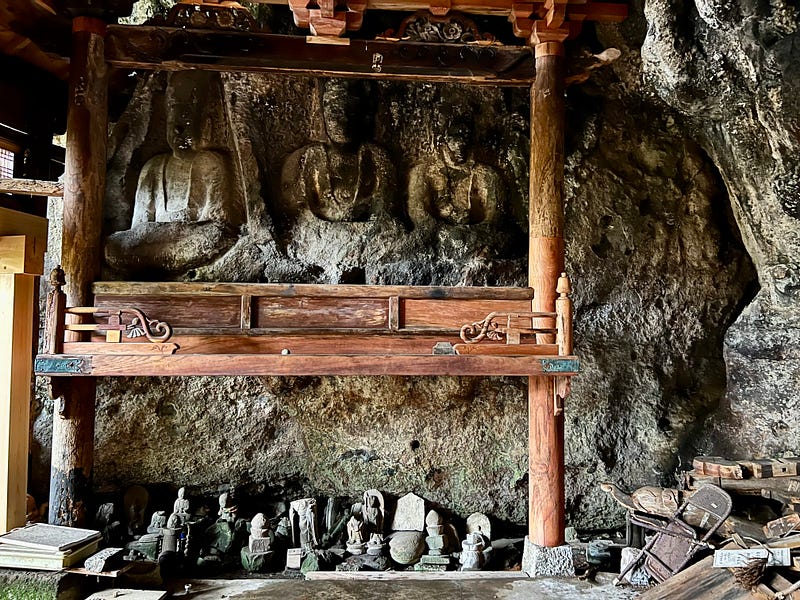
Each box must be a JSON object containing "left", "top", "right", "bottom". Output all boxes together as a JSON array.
[{"left": 0, "top": 523, "right": 101, "bottom": 570}]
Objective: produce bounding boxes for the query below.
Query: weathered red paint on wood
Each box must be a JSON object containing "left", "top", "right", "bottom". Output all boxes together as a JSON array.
[
  {"left": 40, "top": 354, "right": 579, "bottom": 377},
  {"left": 527, "top": 46, "right": 567, "bottom": 547}
]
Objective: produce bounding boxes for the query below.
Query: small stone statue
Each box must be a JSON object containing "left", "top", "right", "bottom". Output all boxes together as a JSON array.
[
  {"left": 289, "top": 498, "right": 319, "bottom": 551},
  {"left": 362, "top": 489, "right": 385, "bottom": 536},
  {"left": 160, "top": 513, "right": 184, "bottom": 558},
  {"left": 459, "top": 532, "right": 486, "bottom": 571},
  {"left": 218, "top": 492, "right": 237, "bottom": 523},
  {"left": 366, "top": 533, "right": 386, "bottom": 556},
  {"left": 124, "top": 485, "right": 149, "bottom": 538},
  {"left": 241, "top": 513, "right": 275, "bottom": 572},
  {"left": 197, "top": 493, "right": 248, "bottom": 569},
  {"left": 147, "top": 510, "right": 167, "bottom": 534},
  {"left": 173, "top": 487, "right": 190, "bottom": 521},
  {"left": 346, "top": 514, "right": 366, "bottom": 555},
  {"left": 408, "top": 116, "right": 503, "bottom": 228},
  {"left": 415, "top": 510, "right": 451, "bottom": 571}
]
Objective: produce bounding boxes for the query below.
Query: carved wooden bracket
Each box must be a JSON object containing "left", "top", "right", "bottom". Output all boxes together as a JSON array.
[
  {"left": 382, "top": 11, "right": 496, "bottom": 43},
  {"left": 460, "top": 311, "right": 556, "bottom": 345},
  {"left": 288, "top": 0, "right": 367, "bottom": 37},
  {"left": 151, "top": 0, "right": 260, "bottom": 32},
  {"left": 509, "top": 0, "right": 627, "bottom": 45}
]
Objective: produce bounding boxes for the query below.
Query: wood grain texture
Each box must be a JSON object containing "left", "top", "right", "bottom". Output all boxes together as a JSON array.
[
  {"left": 454, "top": 343, "right": 559, "bottom": 355},
  {"left": 638, "top": 556, "right": 755, "bottom": 600},
  {"left": 36, "top": 354, "right": 580, "bottom": 377},
  {"left": 403, "top": 299, "right": 532, "bottom": 329},
  {"left": 50, "top": 18, "right": 106, "bottom": 528},
  {"left": 255, "top": 297, "right": 389, "bottom": 329},
  {"left": 94, "top": 295, "right": 242, "bottom": 328},
  {"left": 528, "top": 48, "right": 567, "bottom": 547},
  {"left": 0, "top": 274, "right": 35, "bottom": 533},
  {"left": 104, "top": 27, "right": 537, "bottom": 86},
  {"left": 92, "top": 281, "right": 535, "bottom": 300},
  {"left": 528, "top": 375, "right": 564, "bottom": 545}
]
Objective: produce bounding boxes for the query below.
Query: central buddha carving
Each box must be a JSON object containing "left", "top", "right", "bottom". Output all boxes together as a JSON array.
[{"left": 281, "top": 79, "right": 395, "bottom": 223}]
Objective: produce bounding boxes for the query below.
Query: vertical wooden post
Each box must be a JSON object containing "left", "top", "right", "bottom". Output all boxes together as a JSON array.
[
  {"left": 0, "top": 273, "right": 35, "bottom": 533},
  {"left": 49, "top": 16, "right": 108, "bottom": 527},
  {"left": 528, "top": 40, "right": 566, "bottom": 547}
]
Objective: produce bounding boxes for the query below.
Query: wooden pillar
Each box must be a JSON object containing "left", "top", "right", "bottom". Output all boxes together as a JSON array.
[
  {"left": 528, "top": 40, "right": 566, "bottom": 547},
  {"left": 49, "top": 16, "right": 108, "bottom": 527}
]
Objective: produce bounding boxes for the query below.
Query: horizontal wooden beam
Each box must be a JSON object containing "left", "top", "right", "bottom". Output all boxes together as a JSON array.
[
  {"left": 104, "top": 26, "right": 536, "bottom": 85},
  {"left": 35, "top": 353, "right": 579, "bottom": 377},
  {"left": 92, "top": 281, "right": 536, "bottom": 299},
  {"left": 64, "top": 335, "right": 558, "bottom": 355},
  {"left": 0, "top": 179, "right": 64, "bottom": 197}
]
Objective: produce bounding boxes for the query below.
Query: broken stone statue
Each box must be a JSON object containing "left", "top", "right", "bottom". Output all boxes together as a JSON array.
[
  {"left": 408, "top": 114, "right": 503, "bottom": 229},
  {"left": 289, "top": 498, "right": 319, "bottom": 552},
  {"left": 346, "top": 514, "right": 366, "bottom": 555},
  {"left": 281, "top": 79, "right": 394, "bottom": 223},
  {"left": 241, "top": 513, "right": 275, "bottom": 573}
]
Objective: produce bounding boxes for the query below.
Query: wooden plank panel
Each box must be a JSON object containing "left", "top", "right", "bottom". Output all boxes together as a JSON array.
[
  {"left": 0, "top": 235, "right": 45, "bottom": 275},
  {"left": 105, "top": 28, "right": 537, "bottom": 86},
  {"left": 36, "top": 354, "right": 580, "bottom": 377},
  {"left": 0, "top": 273, "right": 35, "bottom": 533},
  {"left": 84, "top": 333, "right": 461, "bottom": 355},
  {"left": 454, "top": 343, "right": 559, "bottom": 355},
  {"left": 402, "top": 299, "right": 536, "bottom": 329},
  {"left": 92, "top": 281, "right": 535, "bottom": 300},
  {"left": 93, "top": 295, "right": 241, "bottom": 328},
  {"left": 255, "top": 297, "right": 389, "bottom": 329}
]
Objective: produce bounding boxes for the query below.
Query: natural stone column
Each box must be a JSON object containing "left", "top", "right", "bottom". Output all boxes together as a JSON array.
[
  {"left": 49, "top": 16, "right": 108, "bottom": 527},
  {"left": 528, "top": 41, "right": 566, "bottom": 548}
]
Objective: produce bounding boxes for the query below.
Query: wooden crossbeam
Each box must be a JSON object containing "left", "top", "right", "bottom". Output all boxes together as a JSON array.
[
  {"left": 0, "top": 178, "right": 64, "bottom": 197},
  {"left": 35, "top": 353, "right": 579, "bottom": 377},
  {"left": 104, "top": 27, "right": 536, "bottom": 85}
]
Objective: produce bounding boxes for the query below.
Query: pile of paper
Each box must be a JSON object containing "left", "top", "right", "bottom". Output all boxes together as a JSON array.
[{"left": 0, "top": 523, "right": 101, "bottom": 570}]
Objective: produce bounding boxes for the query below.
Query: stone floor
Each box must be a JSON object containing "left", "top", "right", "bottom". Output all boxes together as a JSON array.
[{"left": 165, "top": 573, "right": 642, "bottom": 600}]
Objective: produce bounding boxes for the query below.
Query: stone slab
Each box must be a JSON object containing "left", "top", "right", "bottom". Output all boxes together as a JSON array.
[
  {"left": 520, "top": 537, "right": 575, "bottom": 578},
  {"left": 391, "top": 493, "right": 426, "bottom": 532}
]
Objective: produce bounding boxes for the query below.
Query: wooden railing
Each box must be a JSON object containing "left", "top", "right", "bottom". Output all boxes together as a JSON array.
[{"left": 37, "top": 270, "right": 577, "bottom": 377}]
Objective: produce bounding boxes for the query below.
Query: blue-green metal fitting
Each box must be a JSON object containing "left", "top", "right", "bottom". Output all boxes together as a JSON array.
[
  {"left": 541, "top": 357, "right": 580, "bottom": 374},
  {"left": 34, "top": 356, "right": 91, "bottom": 375}
]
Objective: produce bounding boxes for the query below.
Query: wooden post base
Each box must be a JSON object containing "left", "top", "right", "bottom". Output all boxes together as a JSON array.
[{"left": 48, "top": 378, "right": 95, "bottom": 527}]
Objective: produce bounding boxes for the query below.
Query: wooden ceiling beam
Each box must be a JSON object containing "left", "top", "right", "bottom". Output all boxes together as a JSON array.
[{"left": 104, "top": 26, "right": 537, "bottom": 86}]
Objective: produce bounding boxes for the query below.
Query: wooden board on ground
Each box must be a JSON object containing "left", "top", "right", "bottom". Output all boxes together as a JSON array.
[{"left": 637, "top": 556, "right": 750, "bottom": 600}]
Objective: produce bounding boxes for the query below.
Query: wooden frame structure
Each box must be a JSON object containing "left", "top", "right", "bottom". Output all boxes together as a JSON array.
[{"left": 28, "top": 0, "right": 626, "bottom": 549}]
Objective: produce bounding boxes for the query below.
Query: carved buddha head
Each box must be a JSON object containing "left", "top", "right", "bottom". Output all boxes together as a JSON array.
[
  {"left": 322, "top": 79, "right": 371, "bottom": 146},
  {"left": 165, "top": 71, "right": 221, "bottom": 158},
  {"left": 442, "top": 118, "right": 472, "bottom": 167}
]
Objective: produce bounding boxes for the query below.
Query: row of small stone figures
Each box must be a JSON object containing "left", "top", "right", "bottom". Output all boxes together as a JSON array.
[{"left": 256, "top": 489, "right": 491, "bottom": 571}]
